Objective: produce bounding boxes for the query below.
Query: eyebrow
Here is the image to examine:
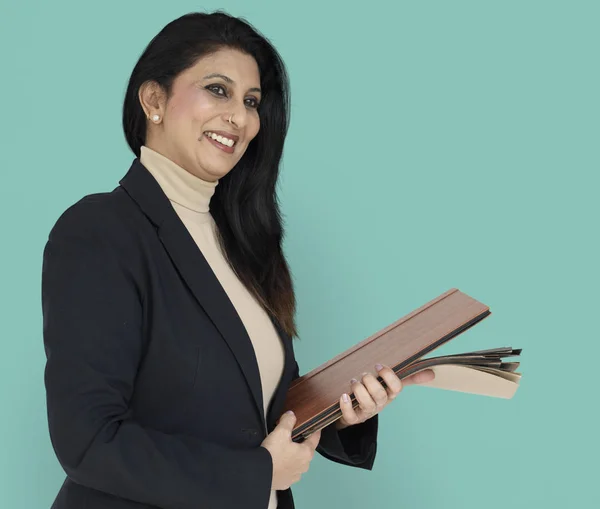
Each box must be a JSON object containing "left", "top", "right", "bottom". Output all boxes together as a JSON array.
[{"left": 202, "top": 73, "right": 261, "bottom": 94}]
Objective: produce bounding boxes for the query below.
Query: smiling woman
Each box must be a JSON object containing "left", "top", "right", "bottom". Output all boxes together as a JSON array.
[
  {"left": 139, "top": 51, "right": 263, "bottom": 179},
  {"left": 41, "top": 9, "right": 398, "bottom": 509}
]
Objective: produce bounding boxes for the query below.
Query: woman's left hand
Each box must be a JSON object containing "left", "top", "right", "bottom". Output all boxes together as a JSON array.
[{"left": 335, "top": 364, "right": 436, "bottom": 430}]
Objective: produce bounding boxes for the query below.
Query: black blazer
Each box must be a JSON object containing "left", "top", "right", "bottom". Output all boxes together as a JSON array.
[{"left": 41, "top": 157, "right": 378, "bottom": 509}]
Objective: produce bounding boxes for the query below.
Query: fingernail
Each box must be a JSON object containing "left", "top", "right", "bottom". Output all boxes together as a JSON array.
[
  {"left": 350, "top": 378, "right": 358, "bottom": 384},
  {"left": 375, "top": 363, "right": 383, "bottom": 371},
  {"left": 342, "top": 393, "right": 349, "bottom": 403},
  {"left": 286, "top": 410, "right": 294, "bottom": 415}
]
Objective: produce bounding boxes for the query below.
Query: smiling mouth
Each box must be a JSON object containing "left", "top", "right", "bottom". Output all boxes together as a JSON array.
[{"left": 203, "top": 131, "right": 237, "bottom": 148}]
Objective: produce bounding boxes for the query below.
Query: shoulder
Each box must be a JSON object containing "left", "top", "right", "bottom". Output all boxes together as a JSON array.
[
  {"left": 43, "top": 188, "right": 149, "bottom": 292},
  {"left": 47, "top": 187, "right": 136, "bottom": 251}
]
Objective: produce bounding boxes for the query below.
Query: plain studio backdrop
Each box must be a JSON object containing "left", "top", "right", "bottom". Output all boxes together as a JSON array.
[{"left": 1, "top": 0, "right": 598, "bottom": 508}]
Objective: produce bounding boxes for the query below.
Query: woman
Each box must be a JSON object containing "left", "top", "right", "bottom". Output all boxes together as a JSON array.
[{"left": 41, "top": 11, "right": 434, "bottom": 509}]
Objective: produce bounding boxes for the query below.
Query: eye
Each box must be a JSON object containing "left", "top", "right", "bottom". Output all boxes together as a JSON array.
[
  {"left": 206, "top": 84, "right": 227, "bottom": 96},
  {"left": 245, "top": 97, "right": 260, "bottom": 110},
  {"left": 206, "top": 84, "right": 260, "bottom": 110}
]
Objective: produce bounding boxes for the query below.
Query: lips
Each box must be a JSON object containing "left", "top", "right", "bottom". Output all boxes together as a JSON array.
[
  {"left": 203, "top": 130, "right": 239, "bottom": 143},
  {"left": 202, "top": 132, "right": 235, "bottom": 154}
]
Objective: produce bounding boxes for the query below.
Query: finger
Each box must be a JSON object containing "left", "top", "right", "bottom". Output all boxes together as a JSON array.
[
  {"left": 303, "top": 429, "right": 322, "bottom": 451},
  {"left": 361, "top": 371, "right": 389, "bottom": 408},
  {"left": 351, "top": 376, "right": 377, "bottom": 414},
  {"left": 402, "top": 369, "right": 435, "bottom": 386},
  {"left": 375, "top": 364, "right": 403, "bottom": 400},
  {"left": 339, "top": 392, "right": 360, "bottom": 426}
]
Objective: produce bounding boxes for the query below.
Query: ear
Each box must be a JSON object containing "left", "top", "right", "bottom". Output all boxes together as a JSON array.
[{"left": 138, "top": 80, "right": 167, "bottom": 121}]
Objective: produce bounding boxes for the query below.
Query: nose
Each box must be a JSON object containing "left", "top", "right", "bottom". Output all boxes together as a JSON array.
[{"left": 226, "top": 101, "right": 250, "bottom": 129}]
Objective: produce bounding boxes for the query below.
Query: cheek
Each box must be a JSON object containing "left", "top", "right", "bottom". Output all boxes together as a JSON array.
[
  {"left": 169, "top": 89, "right": 215, "bottom": 130},
  {"left": 248, "top": 115, "right": 261, "bottom": 140}
]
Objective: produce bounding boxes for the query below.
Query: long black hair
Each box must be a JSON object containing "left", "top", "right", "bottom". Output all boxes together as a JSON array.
[{"left": 122, "top": 11, "right": 298, "bottom": 339}]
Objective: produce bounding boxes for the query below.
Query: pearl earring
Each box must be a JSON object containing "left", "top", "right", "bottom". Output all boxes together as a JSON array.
[{"left": 152, "top": 114, "right": 160, "bottom": 122}]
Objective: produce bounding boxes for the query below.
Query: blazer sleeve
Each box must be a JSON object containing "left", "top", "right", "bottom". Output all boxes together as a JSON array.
[
  {"left": 41, "top": 206, "right": 273, "bottom": 509},
  {"left": 290, "top": 361, "right": 378, "bottom": 470}
]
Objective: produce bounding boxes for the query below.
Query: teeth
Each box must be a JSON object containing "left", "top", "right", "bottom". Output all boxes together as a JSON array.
[{"left": 204, "top": 131, "right": 235, "bottom": 147}]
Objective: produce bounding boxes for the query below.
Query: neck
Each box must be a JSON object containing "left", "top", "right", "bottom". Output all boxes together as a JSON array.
[{"left": 139, "top": 145, "right": 218, "bottom": 215}]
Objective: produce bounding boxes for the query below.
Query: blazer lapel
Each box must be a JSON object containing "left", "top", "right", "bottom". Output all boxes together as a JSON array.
[
  {"left": 266, "top": 321, "right": 296, "bottom": 432},
  {"left": 119, "top": 158, "right": 293, "bottom": 436}
]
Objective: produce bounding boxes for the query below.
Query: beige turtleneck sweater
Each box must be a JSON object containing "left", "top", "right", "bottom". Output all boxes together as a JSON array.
[{"left": 140, "top": 145, "right": 284, "bottom": 509}]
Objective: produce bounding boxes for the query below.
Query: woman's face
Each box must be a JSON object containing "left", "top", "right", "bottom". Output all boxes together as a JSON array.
[{"left": 140, "top": 48, "right": 262, "bottom": 182}]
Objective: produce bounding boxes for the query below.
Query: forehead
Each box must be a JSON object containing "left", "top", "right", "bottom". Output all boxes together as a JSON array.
[{"left": 182, "top": 48, "right": 261, "bottom": 87}]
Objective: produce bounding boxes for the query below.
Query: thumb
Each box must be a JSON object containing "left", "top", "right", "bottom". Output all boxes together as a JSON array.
[{"left": 276, "top": 411, "right": 297, "bottom": 433}]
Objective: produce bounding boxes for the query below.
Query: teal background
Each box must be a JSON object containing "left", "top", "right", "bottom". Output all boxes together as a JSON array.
[{"left": 1, "top": 0, "right": 598, "bottom": 507}]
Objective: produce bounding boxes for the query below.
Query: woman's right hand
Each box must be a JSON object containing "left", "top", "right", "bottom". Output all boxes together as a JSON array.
[{"left": 260, "top": 411, "right": 322, "bottom": 490}]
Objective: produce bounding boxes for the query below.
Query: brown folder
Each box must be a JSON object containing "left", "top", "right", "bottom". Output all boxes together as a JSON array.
[{"left": 281, "top": 288, "right": 522, "bottom": 442}]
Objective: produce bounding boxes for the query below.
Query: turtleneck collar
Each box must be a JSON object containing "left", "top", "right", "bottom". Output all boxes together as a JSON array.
[{"left": 139, "top": 145, "right": 218, "bottom": 216}]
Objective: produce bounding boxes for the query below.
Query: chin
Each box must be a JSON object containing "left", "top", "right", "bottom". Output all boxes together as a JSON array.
[
  {"left": 207, "top": 164, "right": 235, "bottom": 180},
  {"left": 193, "top": 156, "right": 229, "bottom": 180}
]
